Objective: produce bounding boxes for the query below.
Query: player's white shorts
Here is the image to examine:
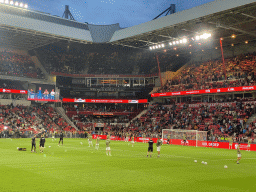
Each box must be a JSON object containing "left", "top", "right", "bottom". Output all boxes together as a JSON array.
[
  {"left": 229, "top": 144, "right": 232, "bottom": 146},
  {"left": 248, "top": 145, "right": 251, "bottom": 147},
  {"left": 131, "top": 141, "right": 134, "bottom": 143},
  {"left": 106, "top": 147, "right": 110, "bottom": 151},
  {"left": 157, "top": 146, "right": 161, "bottom": 152},
  {"left": 96, "top": 144, "right": 99, "bottom": 146},
  {"left": 52, "top": 136, "right": 55, "bottom": 138},
  {"left": 237, "top": 154, "right": 241, "bottom": 158}
]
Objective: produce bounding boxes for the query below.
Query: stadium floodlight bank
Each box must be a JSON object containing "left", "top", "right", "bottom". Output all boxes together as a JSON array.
[{"left": 162, "top": 129, "right": 207, "bottom": 147}]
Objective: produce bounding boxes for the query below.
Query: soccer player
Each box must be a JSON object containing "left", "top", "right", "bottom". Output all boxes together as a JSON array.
[
  {"left": 106, "top": 139, "right": 111, "bottom": 156},
  {"left": 247, "top": 138, "right": 251, "bottom": 151},
  {"left": 52, "top": 131, "right": 56, "bottom": 142},
  {"left": 58, "top": 131, "right": 64, "bottom": 146},
  {"left": 95, "top": 136, "right": 100, "bottom": 150},
  {"left": 130, "top": 135, "right": 135, "bottom": 147},
  {"left": 88, "top": 133, "right": 93, "bottom": 147},
  {"left": 39, "top": 134, "right": 46, "bottom": 153},
  {"left": 125, "top": 132, "right": 129, "bottom": 142},
  {"left": 167, "top": 134, "right": 171, "bottom": 145},
  {"left": 229, "top": 137, "right": 233, "bottom": 150},
  {"left": 147, "top": 138, "right": 154, "bottom": 158},
  {"left": 31, "top": 135, "right": 36, "bottom": 153},
  {"left": 237, "top": 142, "right": 241, "bottom": 164},
  {"left": 156, "top": 137, "right": 163, "bottom": 157},
  {"left": 183, "top": 134, "right": 187, "bottom": 146},
  {"left": 142, "top": 133, "right": 146, "bottom": 143}
]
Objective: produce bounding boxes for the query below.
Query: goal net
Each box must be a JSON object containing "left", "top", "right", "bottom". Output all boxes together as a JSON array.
[{"left": 162, "top": 129, "right": 207, "bottom": 147}]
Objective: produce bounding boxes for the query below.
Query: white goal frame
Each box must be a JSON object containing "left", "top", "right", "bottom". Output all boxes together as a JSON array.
[{"left": 162, "top": 129, "right": 207, "bottom": 147}]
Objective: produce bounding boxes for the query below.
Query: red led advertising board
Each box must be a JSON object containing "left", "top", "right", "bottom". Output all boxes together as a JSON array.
[{"left": 151, "top": 86, "right": 256, "bottom": 97}]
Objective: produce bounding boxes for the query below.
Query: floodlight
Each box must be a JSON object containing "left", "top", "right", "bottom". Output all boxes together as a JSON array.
[
  {"left": 4, "top": 126, "right": 7, "bottom": 130},
  {"left": 195, "top": 36, "right": 200, "bottom": 40},
  {"left": 10, "top": 0, "right": 13, "bottom": 4},
  {"left": 176, "top": 54, "right": 179, "bottom": 57},
  {"left": 4, "top": 0, "right": 9, "bottom": 4},
  {"left": 24, "top": 4, "right": 28, "bottom": 8},
  {"left": 169, "top": 42, "right": 172, "bottom": 46},
  {"left": 245, "top": 41, "right": 248, "bottom": 44},
  {"left": 0, "top": 0, "right": 4, "bottom": 3},
  {"left": 153, "top": 46, "right": 155, "bottom": 49},
  {"left": 173, "top": 41, "right": 176, "bottom": 45},
  {"left": 19, "top": 2, "right": 23, "bottom": 7},
  {"left": 182, "top": 38, "right": 187, "bottom": 43},
  {"left": 176, "top": 41, "right": 179, "bottom": 44},
  {"left": 180, "top": 40, "right": 183, "bottom": 44},
  {"left": 14, "top": 1, "right": 18, "bottom": 6},
  {"left": 161, "top": 44, "right": 165, "bottom": 47},
  {"left": 149, "top": 47, "right": 152, "bottom": 50}
]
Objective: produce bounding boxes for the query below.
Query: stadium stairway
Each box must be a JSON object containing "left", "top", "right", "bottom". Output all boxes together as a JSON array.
[
  {"left": 130, "top": 109, "right": 148, "bottom": 123},
  {"left": 150, "top": 60, "right": 191, "bottom": 94},
  {"left": 29, "top": 51, "right": 55, "bottom": 83},
  {"left": 246, "top": 113, "right": 256, "bottom": 125},
  {"left": 55, "top": 107, "right": 78, "bottom": 131}
]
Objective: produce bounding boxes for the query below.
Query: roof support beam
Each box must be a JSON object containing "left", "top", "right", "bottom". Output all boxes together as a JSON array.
[{"left": 240, "top": 13, "right": 256, "bottom": 20}]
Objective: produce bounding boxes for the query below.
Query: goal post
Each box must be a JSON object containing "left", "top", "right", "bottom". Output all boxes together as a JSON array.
[{"left": 162, "top": 129, "right": 207, "bottom": 147}]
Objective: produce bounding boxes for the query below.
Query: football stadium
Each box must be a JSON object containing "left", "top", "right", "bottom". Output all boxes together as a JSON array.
[{"left": 1, "top": 0, "right": 256, "bottom": 191}]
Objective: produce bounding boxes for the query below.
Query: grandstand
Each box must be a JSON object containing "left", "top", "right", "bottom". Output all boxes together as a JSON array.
[
  {"left": 0, "top": 0, "right": 255, "bottom": 140},
  {"left": 1, "top": 0, "right": 256, "bottom": 191}
]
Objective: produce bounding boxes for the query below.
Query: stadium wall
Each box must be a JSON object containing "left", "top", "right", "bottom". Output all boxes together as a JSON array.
[{"left": 0, "top": 99, "right": 31, "bottom": 106}]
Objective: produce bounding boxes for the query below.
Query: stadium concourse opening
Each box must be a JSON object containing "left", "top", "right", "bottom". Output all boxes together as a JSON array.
[{"left": 1, "top": 0, "right": 256, "bottom": 191}]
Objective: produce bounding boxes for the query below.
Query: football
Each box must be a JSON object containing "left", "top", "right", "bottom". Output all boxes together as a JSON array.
[
  {"left": 204, "top": 162, "right": 207, "bottom": 165},
  {"left": 194, "top": 160, "right": 197, "bottom": 163},
  {"left": 201, "top": 161, "right": 205, "bottom": 164},
  {"left": 224, "top": 165, "right": 228, "bottom": 169}
]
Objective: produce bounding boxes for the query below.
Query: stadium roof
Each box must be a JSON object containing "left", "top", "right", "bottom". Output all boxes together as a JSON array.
[
  {"left": 110, "top": 0, "right": 256, "bottom": 49},
  {"left": 0, "top": 0, "right": 255, "bottom": 50}
]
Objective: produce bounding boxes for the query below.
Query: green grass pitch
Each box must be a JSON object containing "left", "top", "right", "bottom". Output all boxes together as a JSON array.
[{"left": 1, "top": 138, "right": 256, "bottom": 192}]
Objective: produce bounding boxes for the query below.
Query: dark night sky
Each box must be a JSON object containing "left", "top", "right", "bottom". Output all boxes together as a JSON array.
[{"left": 20, "top": 0, "right": 214, "bottom": 27}]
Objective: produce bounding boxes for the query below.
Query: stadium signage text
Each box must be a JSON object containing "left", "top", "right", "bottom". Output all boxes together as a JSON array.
[
  {"left": 151, "top": 86, "right": 256, "bottom": 97},
  {"left": 0, "top": 88, "right": 27, "bottom": 94},
  {"left": 63, "top": 98, "right": 148, "bottom": 103}
]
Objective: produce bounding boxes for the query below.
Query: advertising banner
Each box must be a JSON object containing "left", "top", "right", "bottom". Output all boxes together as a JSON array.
[
  {"left": 151, "top": 86, "right": 256, "bottom": 97},
  {"left": 63, "top": 98, "right": 148, "bottom": 103},
  {"left": 0, "top": 88, "right": 27, "bottom": 94},
  {"left": 92, "top": 135, "right": 256, "bottom": 151}
]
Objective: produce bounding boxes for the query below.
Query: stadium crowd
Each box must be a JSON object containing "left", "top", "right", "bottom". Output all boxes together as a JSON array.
[
  {"left": 0, "top": 51, "right": 45, "bottom": 79},
  {"left": 136, "top": 100, "right": 256, "bottom": 142},
  {"left": 159, "top": 53, "right": 256, "bottom": 93},
  {"left": 0, "top": 105, "right": 75, "bottom": 138}
]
